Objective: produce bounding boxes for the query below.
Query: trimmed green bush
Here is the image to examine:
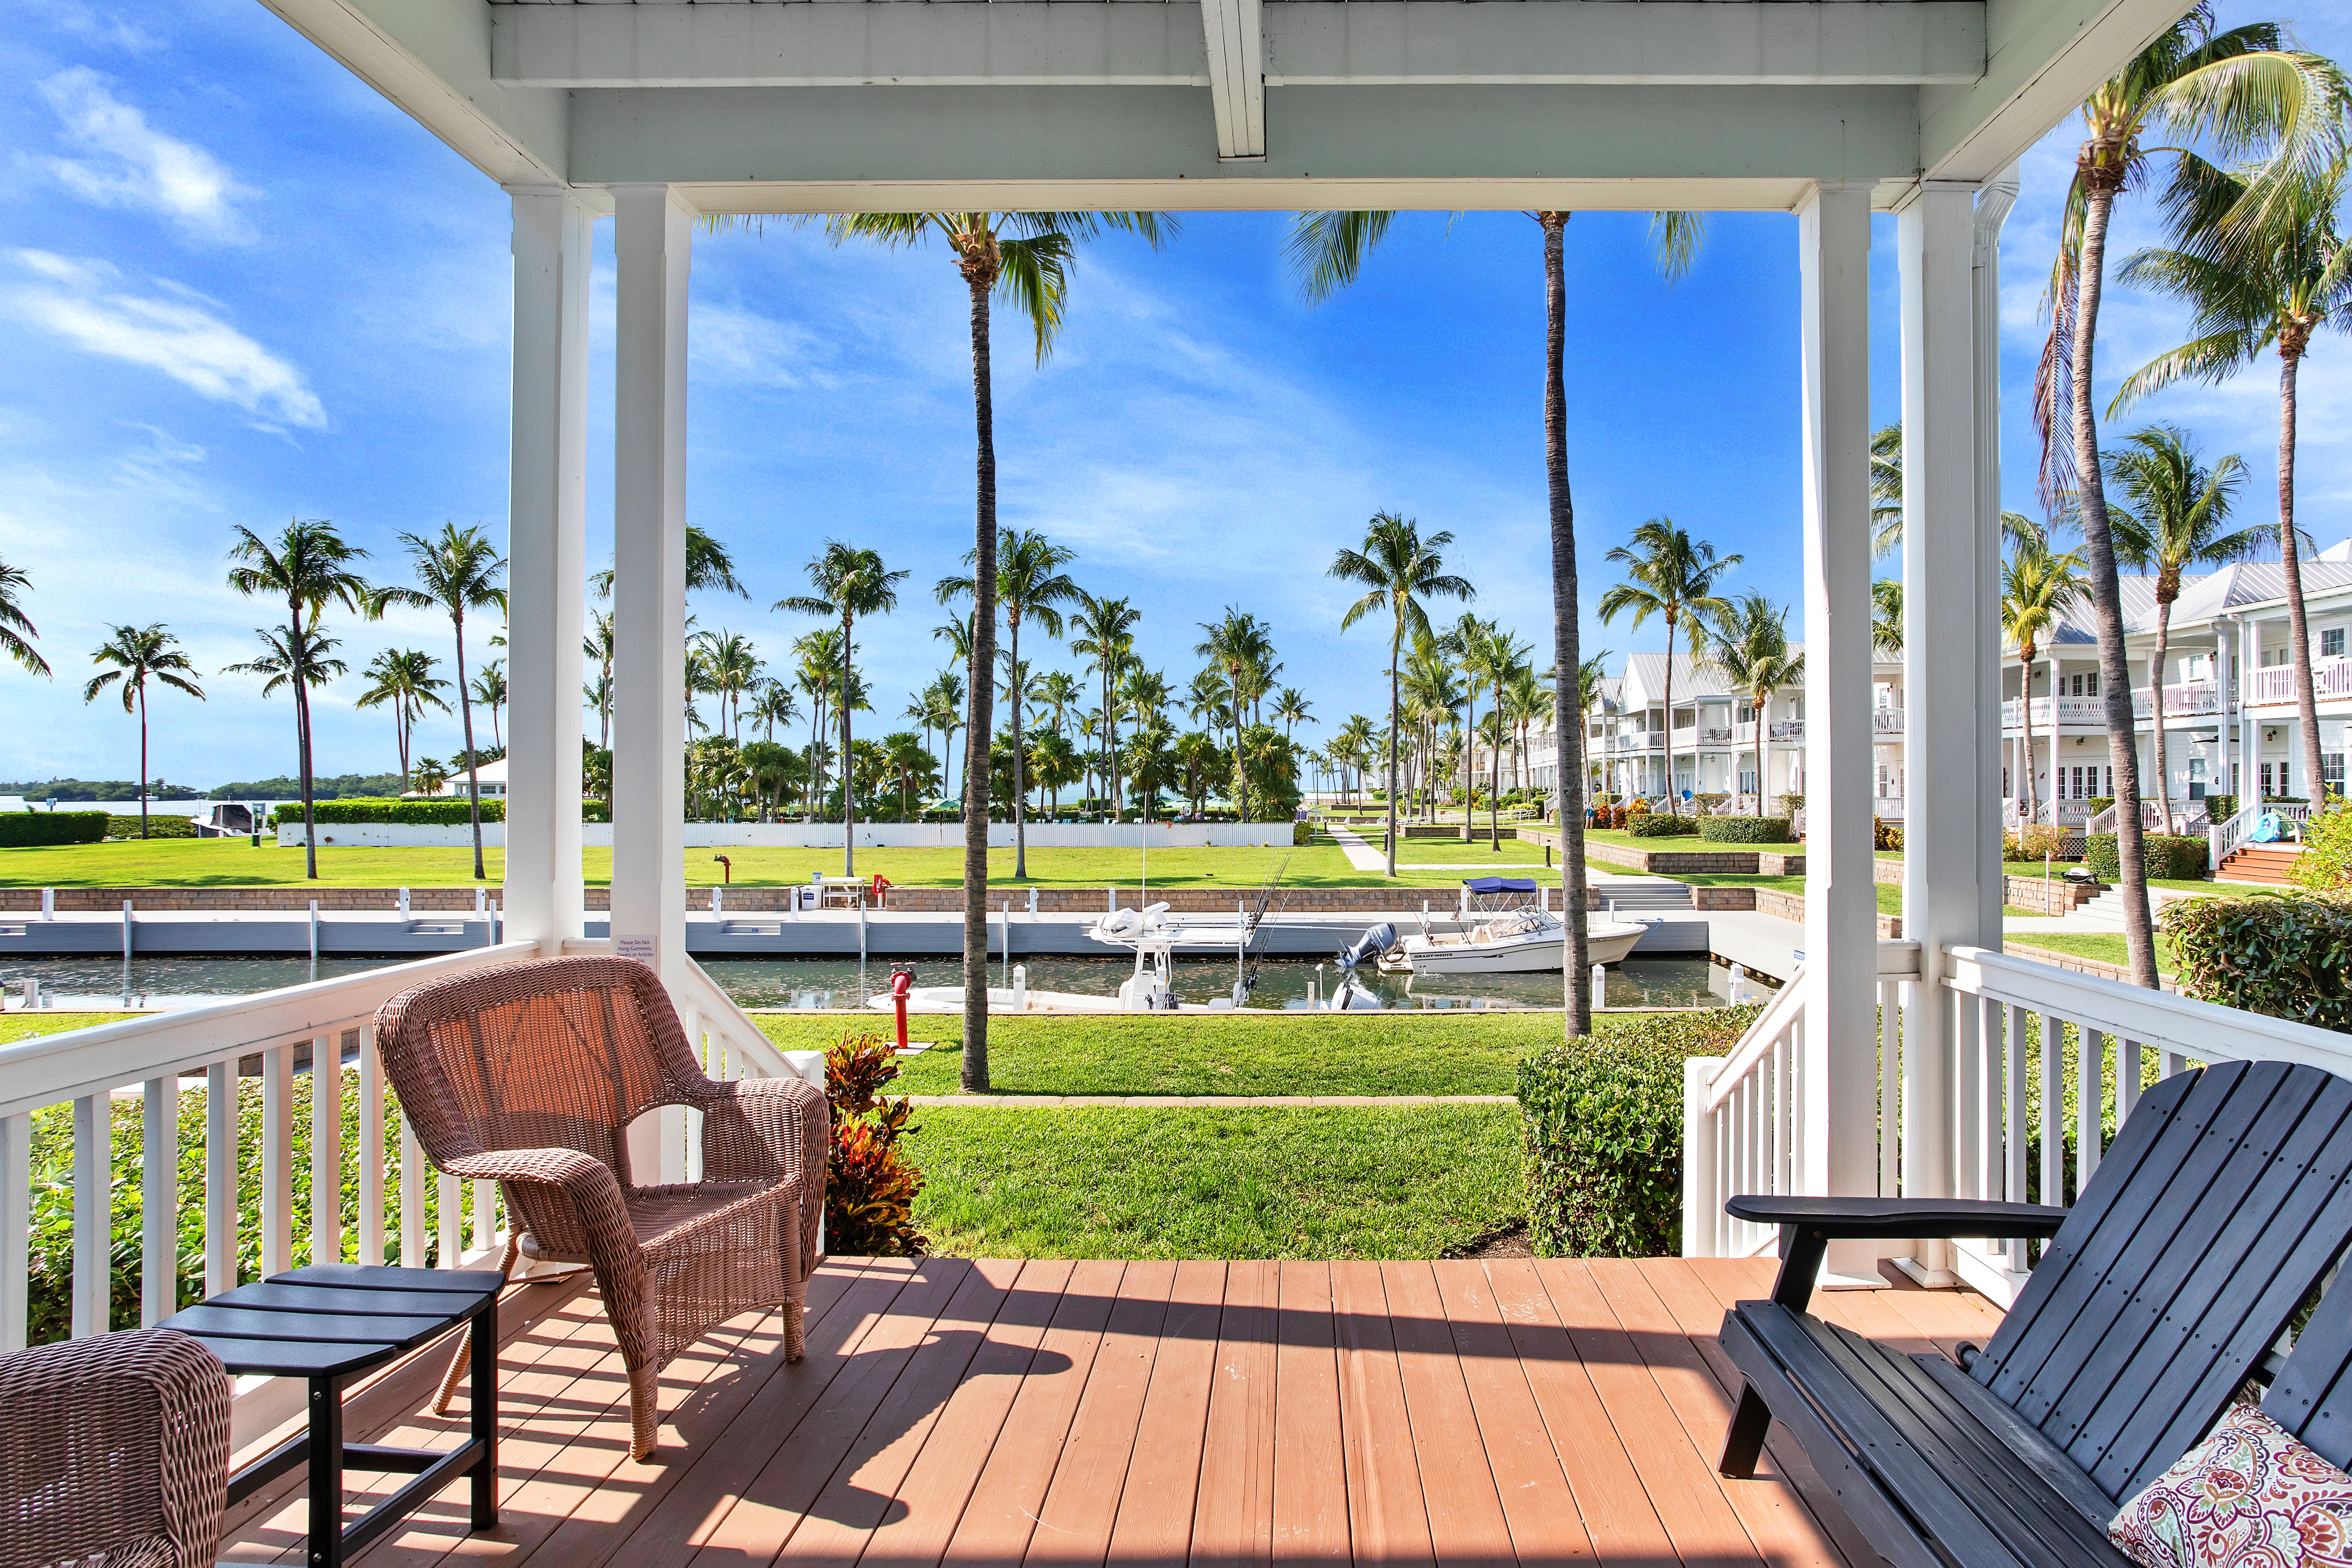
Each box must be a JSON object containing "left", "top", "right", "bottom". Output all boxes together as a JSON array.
[
  {"left": 307, "top": 797, "right": 509, "bottom": 825},
  {"left": 1699, "top": 816, "right": 1793, "bottom": 844},
  {"left": 2085, "top": 832, "right": 2208, "bottom": 881},
  {"left": 1518, "top": 1006, "right": 1761, "bottom": 1257},
  {"left": 2163, "top": 895, "right": 2352, "bottom": 1034},
  {"left": 2294, "top": 805, "right": 2352, "bottom": 893},
  {"left": 2202, "top": 793, "right": 2239, "bottom": 822},
  {"left": 0, "top": 811, "right": 109, "bottom": 848},
  {"left": 1627, "top": 814, "right": 1700, "bottom": 838},
  {"left": 105, "top": 814, "right": 196, "bottom": 839}
]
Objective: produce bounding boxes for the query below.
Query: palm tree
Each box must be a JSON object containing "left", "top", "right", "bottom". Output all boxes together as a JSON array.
[
  {"left": 752, "top": 679, "right": 799, "bottom": 746},
  {"left": 1873, "top": 578, "right": 1906, "bottom": 658},
  {"left": 1700, "top": 594, "right": 1805, "bottom": 821},
  {"left": 1330, "top": 514, "right": 1475, "bottom": 877},
  {"left": 1272, "top": 687, "right": 1312, "bottom": 740},
  {"left": 1036, "top": 669, "right": 1084, "bottom": 744},
  {"left": 356, "top": 649, "right": 447, "bottom": 789},
  {"left": 783, "top": 543, "right": 907, "bottom": 875},
  {"left": 942, "top": 528, "right": 1079, "bottom": 878},
  {"left": 585, "top": 609, "right": 617, "bottom": 748},
  {"left": 83, "top": 625, "right": 205, "bottom": 837},
  {"left": 2034, "top": 7, "right": 2344, "bottom": 989},
  {"left": 1194, "top": 608, "right": 1275, "bottom": 825},
  {"left": 413, "top": 754, "right": 450, "bottom": 797},
  {"left": 471, "top": 659, "right": 507, "bottom": 750},
  {"left": 2002, "top": 539, "right": 2091, "bottom": 826},
  {"left": 226, "top": 518, "right": 371, "bottom": 879},
  {"left": 792, "top": 628, "right": 846, "bottom": 823},
  {"left": 799, "top": 211, "right": 1172, "bottom": 1093},
  {"left": 695, "top": 630, "right": 763, "bottom": 743},
  {"left": 0, "top": 557, "right": 48, "bottom": 676},
  {"left": 1570, "top": 654, "right": 1610, "bottom": 801},
  {"left": 368, "top": 523, "right": 506, "bottom": 881},
  {"left": 1598, "top": 518, "right": 1741, "bottom": 816},
  {"left": 2114, "top": 151, "right": 2352, "bottom": 807},
  {"left": 2104, "top": 425, "right": 2262, "bottom": 829},
  {"left": 1071, "top": 592, "right": 1139, "bottom": 821}
]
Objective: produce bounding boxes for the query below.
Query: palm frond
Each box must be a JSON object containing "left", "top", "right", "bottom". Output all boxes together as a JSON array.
[
  {"left": 1284, "top": 212, "right": 1395, "bottom": 306},
  {"left": 995, "top": 232, "right": 1073, "bottom": 363},
  {"left": 1650, "top": 211, "right": 1707, "bottom": 284}
]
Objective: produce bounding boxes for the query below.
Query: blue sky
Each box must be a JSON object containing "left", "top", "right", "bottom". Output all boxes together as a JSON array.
[{"left": 0, "top": 0, "right": 2346, "bottom": 789}]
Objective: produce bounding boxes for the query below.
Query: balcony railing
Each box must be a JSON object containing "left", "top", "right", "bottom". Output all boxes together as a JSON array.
[
  {"left": 2130, "top": 682, "right": 2223, "bottom": 720},
  {"left": 2001, "top": 696, "right": 2110, "bottom": 730},
  {"left": 0, "top": 938, "right": 819, "bottom": 1438},
  {"left": 1768, "top": 720, "right": 1805, "bottom": 741},
  {"left": 1872, "top": 709, "right": 1904, "bottom": 734},
  {"left": 2249, "top": 658, "right": 2352, "bottom": 706},
  {"left": 1686, "top": 941, "right": 2352, "bottom": 1303}
]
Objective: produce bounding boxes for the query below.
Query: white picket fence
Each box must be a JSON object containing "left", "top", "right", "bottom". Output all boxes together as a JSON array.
[{"left": 1685, "top": 941, "right": 2352, "bottom": 1303}]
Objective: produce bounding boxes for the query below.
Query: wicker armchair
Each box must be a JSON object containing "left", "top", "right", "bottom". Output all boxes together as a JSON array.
[
  {"left": 373, "top": 955, "right": 827, "bottom": 1460},
  {"left": 0, "top": 1328, "right": 233, "bottom": 1568}
]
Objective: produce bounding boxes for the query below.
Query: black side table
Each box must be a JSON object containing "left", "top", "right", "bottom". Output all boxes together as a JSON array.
[{"left": 161, "top": 1262, "right": 507, "bottom": 1568}]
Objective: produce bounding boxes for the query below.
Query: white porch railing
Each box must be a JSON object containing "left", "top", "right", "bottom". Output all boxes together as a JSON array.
[
  {"left": 2211, "top": 801, "right": 2312, "bottom": 866},
  {"left": 1685, "top": 941, "right": 2352, "bottom": 1306},
  {"left": 2130, "top": 683, "right": 2223, "bottom": 720},
  {"left": 0, "top": 938, "right": 820, "bottom": 1443},
  {"left": 2249, "top": 658, "right": 2352, "bottom": 707},
  {"left": 2085, "top": 799, "right": 2206, "bottom": 835}
]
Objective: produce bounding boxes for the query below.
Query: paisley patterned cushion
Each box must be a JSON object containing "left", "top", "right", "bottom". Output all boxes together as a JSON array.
[{"left": 2110, "top": 1403, "right": 2352, "bottom": 1568}]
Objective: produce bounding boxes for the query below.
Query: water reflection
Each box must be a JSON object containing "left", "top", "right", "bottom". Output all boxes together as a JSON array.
[{"left": 0, "top": 953, "right": 1753, "bottom": 1014}]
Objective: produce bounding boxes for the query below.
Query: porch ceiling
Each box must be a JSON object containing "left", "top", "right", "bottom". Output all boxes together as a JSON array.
[{"left": 262, "top": 0, "right": 2194, "bottom": 210}]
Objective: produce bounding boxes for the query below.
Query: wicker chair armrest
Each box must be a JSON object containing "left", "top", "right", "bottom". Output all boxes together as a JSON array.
[
  {"left": 441, "top": 1146, "right": 648, "bottom": 1300},
  {"left": 693, "top": 1075, "right": 828, "bottom": 1272},
  {"left": 0, "top": 1327, "right": 234, "bottom": 1568}
]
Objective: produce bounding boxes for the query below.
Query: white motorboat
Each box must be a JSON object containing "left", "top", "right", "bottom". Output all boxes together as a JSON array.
[{"left": 1375, "top": 879, "right": 1647, "bottom": 975}]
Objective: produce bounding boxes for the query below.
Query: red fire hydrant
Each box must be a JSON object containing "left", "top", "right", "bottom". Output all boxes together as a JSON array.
[
  {"left": 870, "top": 872, "right": 892, "bottom": 908},
  {"left": 890, "top": 967, "right": 914, "bottom": 1053}
]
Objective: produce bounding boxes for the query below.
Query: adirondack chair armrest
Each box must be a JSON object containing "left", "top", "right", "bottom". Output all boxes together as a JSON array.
[{"left": 1724, "top": 1196, "right": 2068, "bottom": 1309}]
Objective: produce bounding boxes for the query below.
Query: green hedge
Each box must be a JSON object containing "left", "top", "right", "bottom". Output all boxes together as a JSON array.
[
  {"left": 105, "top": 814, "right": 196, "bottom": 839},
  {"left": 1518, "top": 1006, "right": 1761, "bottom": 1257},
  {"left": 2163, "top": 895, "right": 2352, "bottom": 1034},
  {"left": 2085, "top": 832, "right": 2208, "bottom": 881},
  {"left": 307, "top": 797, "right": 508, "bottom": 825},
  {"left": 1627, "top": 814, "right": 1700, "bottom": 838},
  {"left": 0, "top": 811, "right": 109, "bottom": 848},
  {"left": 1698, "top": 816, "right": 1793, "bottom": 844}
]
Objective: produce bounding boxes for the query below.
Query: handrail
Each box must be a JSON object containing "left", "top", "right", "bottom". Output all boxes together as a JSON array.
[
  {"left": 0, "top": 940, "right": 543, "bottom": 1122},
  {"left": 1705, "top": 964, "right": 1808, "bottom": 1114}
]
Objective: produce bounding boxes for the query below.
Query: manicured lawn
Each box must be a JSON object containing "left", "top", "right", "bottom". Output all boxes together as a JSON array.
[
  {"left": 1387, "top": 836, "right": 1549, "bottom": 866},
  {"left": 2007, "top": 933, "right": 2180, "bottom": 976},
  {"left": 0, "top": 1012, "right": 134, "bottom": 1046},
  {"left": 0, "top": 839, "right": 1571, "bottom": 891},
  {"left": 1645, "top": 872, "right": 1902, "bottom": 915},
  {"left": 905, "top": 1104, "right": 1522, "bottom": 1259},
  {"left": 753, "top": 1011, "right": 1614, "bottom": 1097}
]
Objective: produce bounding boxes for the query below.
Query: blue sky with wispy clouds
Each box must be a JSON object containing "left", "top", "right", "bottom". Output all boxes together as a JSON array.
[{"left": 0, "top": 0, "right": 2345, "bottom": 789}]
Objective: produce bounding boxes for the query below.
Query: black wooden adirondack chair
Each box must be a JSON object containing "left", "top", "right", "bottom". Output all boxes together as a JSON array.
[{"left": 1716, "top": 1058, "right": 2352, "bottom": 1568}]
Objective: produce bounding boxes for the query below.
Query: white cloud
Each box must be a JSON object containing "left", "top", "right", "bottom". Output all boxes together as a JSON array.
[
  {"left": 4, "top": 251, "right": 326, "bottom": 429},
  {"left": 38, "top": 68, "right": 250, "bottom": 240},
  {"left": 30, "top": 0, "right": 159, "bottom": 52}
]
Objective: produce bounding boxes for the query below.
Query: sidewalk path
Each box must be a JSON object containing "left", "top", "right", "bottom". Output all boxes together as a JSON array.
[
  {"left": 907, "top": 1093, "right": 1515, "bottom": 1107},
  {"left": 1326, "top": 824, "right": 1392, "bottom": 871}
]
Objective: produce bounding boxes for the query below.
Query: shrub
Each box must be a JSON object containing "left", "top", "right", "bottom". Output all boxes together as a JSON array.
[
  {"left": 582, "top": 799, "right": 612, "bottom": 823},
  {"left": 1628, "top": 813, "right": 1700, "bottom": 838},
  {"left": 0, "top": 811, "right": 109, "bottom": 848},
  {"left": 308, "top": 797, "right": 508, "bottom": 825},
  {"left": 2006, "top": 824, "right": 2072, "bottom": 862},
  {"left": 1518, "top": 1006, "right": 1762, "bottom": 1257},
  {"left": 1293, "top": 820, "right": 1314, "bottom": 846},
  {"left": 2202, "top": 793, "right": 2239, "bottom": 822},
  {"left": 1874, "top": 817, "right": 1904, "bottom": 852},
  {"left": 1699, "top": 816, "right": 1793, "bottom": 844},
  {"left": 2163, "top": 895, "right": 2352, "bottom": 1034},
  {"left": 2085, "top": 832, "right": 2208, "bottom": 881},
  {"left": 105, "top": 814, "right": 196, "bottom": 839},
  {"left": 2087, "top": 796, "right": 2116, "bottom": 816},
  {"left": 825, "top": 1035, "right": 927, "bottom": 1256},
  {"left": 2294, "top": 805, "right": 2352, "bottom": 892},
  {"left": 1779, "top": 793, "right": 1805, "bottom": 812}
]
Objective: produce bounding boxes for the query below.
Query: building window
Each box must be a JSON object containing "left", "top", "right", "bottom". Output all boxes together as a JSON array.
[
  {"left": 2329, "top": 755, "right": 2346, "bottom": 797},
  {"left": 2325, "top": 629, "right": 2346, "bottom": 659}
]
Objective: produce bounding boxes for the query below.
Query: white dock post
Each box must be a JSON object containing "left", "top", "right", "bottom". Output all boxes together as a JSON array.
[
  {"left": 1028, "top": 887, "right": 1038, "bottom": 916},
  {"left": 475, "top": 886, "right": 487, "bottom": 916},
  {"left": 711, "top": 885, "right": 723, "bottom": 916},
  {"left": 397, "top": 886, "right": 410, "bottom": 919},
  {"left": 308, "top": 901, "right": 320, "bottom": 966},
  {"left": 40, "top": 887, "right": 52, "bottom": 921},
  {"left": 1106, "top": 886, "right": 1115, "bottom": 914},
  {"left": 121, "top": 899, "right": 132, "bottom": 961}
]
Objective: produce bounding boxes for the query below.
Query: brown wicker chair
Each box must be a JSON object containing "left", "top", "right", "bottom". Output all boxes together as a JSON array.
[
  {"left": 373, "top": 955, "right": 827, "bottom": 1460},
  {"left": 0, "top": 1328, "right": 233, "bottom": 1568}
]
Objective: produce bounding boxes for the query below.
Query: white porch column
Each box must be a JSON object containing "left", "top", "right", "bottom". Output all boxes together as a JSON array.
[
  {"left": 2241, "top": 618, "right": 2262, "bottom": 798},
  {"left": 611, "top": 183, "right": 691, "bottom": 990},
  {"left": 1796, "top": 179, "right": 1879, "bottom": 1274},
  {"left": 1898, "top": 181, "right": 1992, "bottom": 1276},
  {"left": 503, "top": 188, "right": 591, "bottom": 946}
]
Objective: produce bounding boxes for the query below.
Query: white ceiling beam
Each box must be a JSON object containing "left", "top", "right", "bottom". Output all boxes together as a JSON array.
[
  {"left": 489, "top": 2, "right": 1981, "bottom": 90},
  {"left": 1200, "top": 0, "right": 1267, "bottom": 158},
  {"left": 1919, "top": 0, "right": 2193, "bottom": 179}
]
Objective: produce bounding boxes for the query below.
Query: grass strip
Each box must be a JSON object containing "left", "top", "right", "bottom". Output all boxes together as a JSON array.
[{"left": 903, "top": 1103, "right": 1522, "bottom": 1259}]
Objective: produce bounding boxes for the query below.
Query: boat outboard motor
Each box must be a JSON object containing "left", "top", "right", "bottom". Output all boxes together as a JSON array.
[{"left": 1338, "top": 923, "right": 1397, "bottom": 972}]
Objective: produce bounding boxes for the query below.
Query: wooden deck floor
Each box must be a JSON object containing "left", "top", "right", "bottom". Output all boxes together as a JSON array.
[{"left": 218, "top": 1256, "right": 2004, "bottom": 1568}]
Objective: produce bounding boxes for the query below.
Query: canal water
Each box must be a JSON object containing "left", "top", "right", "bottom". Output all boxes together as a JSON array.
[{"left": 0, "top": 953, "right": 1748, "bottom": 1014}]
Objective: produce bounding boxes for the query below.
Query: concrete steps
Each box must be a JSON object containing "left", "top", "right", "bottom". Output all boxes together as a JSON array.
[
  {"left": 2218, "top": 846, "right": 2304, "bottom": 886},
  {"left": 1590, "top": 878, "right": 1697, "bottom": 914},
  {"left": 2067, "top": 885, "right": 2202, "bottom": 931}
]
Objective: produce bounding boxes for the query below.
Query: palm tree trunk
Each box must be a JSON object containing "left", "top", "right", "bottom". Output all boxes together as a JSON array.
[
  {"left": 2150, "top": 605, "right": 2174, "bottom": 833},
  {"left": 2278, "top": 349, "right": 2326, "bottom": 806},
  {"left": 1538, "top": 212, "right": 1591, "bottom": 1033},
  {"left": 962, "top": 267, "right": 998, "bottom": 1093},
  {"left": 1489, "top": 719, "right": 1502, "bottom": 850},
  {"left": 137, "top": 682, "right": 150, "bottom": 838},
  {"left": 841, "top": 610, "right": 856, "bottom": 878},
  {"left": 1661, "top": 625, "right": 1677, "bottom": 815},
  {"left": 453, "top": 610, "right": 485, "bottom": 882},
  {"left": 2069, "top": 179, "right": 2158, "bottom": 988},
  {"left": 1010, "top": 619, "right": 1027, "bottom": 877},
  {"left": 1385, "top": 626, "right": 1401, "bottom": 878},
  {"left": 2021, "top": 657, "right": 2041, "bottom": 823},
  {"left": 1462, "top": 684, "right": 1476, "bottom": 841},
  {"left": 295, "top": 671, "right": 318, "bottom": 880}
]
